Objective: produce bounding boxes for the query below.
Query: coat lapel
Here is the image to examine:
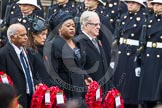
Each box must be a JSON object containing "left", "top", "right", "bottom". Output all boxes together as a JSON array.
[
  {"left": 8, "top": 44, "right": 23, "bottom": 71},
  {"left": 82, "top": 34, "right": 101, "bottom": 55}
]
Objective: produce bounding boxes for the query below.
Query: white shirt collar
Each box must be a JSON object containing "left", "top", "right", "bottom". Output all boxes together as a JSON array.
[
  {"left": 82, "top": 31, "right": 93, "bottom": 41},
  {"left": 11, "top": 43, "right": 23, "bottom": 55}
]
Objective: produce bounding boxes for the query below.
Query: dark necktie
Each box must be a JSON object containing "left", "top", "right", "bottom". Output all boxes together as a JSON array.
[
  {"left": 20, "top": 51, "right": 33, "bottom": 95},
  {"left": 92, "top": 38, "right": 100, "bottom": 53}
]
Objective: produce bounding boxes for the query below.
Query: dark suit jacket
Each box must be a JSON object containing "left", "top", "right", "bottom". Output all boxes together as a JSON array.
[
  {"left": 28, "top": 45, "right": 56, "bottom": 87},
  {"left": 75, "top": 33, "right": 109, "bottom": 93},
  {"left": 0, "top": 43, "right": 36, "bottom": 108}
]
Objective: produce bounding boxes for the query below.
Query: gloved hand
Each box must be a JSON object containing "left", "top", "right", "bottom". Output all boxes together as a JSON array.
[{"left": 135, "top": 67, "right": 141, "bottom": 77}]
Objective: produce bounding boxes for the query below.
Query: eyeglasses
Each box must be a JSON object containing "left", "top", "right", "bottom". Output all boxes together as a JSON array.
[{"left": 87, "top": 23, "right": 101, "bottom": 27}]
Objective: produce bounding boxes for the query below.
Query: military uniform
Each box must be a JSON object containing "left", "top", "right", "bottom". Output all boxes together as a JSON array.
[
  {"left": 105, "top": 0, "right": 128, "bottom": 30},
  {"left": 138, "top": 14, "right": 162, "bottom": 104},
  {"left": 0, "top": 0, "right": 43, "bottom": 47},
  {"left": 1, "top": 0, "right": 43, "bottom": 19},
  {"left": 112, "top": 8, "right": 146, "bottom": 105},
  {"left": 8, "top": 3, "right": 44, "bottom": 31},
  {"left": 76, "top": 2, "right": 113, "bottom": 31},
  {"left": 46, "top": 1, "right": 77, "bottom": 19}
]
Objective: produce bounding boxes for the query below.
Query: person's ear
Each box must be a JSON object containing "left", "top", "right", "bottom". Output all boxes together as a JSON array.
[
  {"left": 58, "top": 27, "right": 62, "bottom": 34},
  {"left": 10, "top": 35, "right": 17, "bottom": 42}
]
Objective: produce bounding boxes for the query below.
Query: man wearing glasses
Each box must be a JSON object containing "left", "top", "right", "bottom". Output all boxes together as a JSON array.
[{"left": 75, "top": 11, "right": 110, "bottom": 94}]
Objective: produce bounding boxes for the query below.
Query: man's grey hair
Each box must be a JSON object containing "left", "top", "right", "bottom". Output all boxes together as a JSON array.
[
  {"left": 7, "top": 23, "right": 25, "bottom": 43},
  {"left": 80, "top": 11, "right": 99, "bottom": 30}
]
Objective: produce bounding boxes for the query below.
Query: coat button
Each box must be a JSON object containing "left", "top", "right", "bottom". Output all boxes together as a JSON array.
[
  {"left": 150, "top": 20, "right": 153, "bottom": 23},
  {"left": 136, "top": 17, "right": 141, "bottom": 21},
  {"left": 160, "top": 36, "right": 162, "bottom": 39},
  {"left": 109, "top": 3, "right": 113, "bottom": 7},
  {"left": 127, "top": 52, "right": 130, "bottom": 56},
  {"left": 118, "top": 51, "right": 121, "bottom": 54},
  {"left": 133, "top": 24, "right": 137, "bottom": 27},
  {"left": 143, "top": 12, "right": 146, "bottom": 15},
  {"left": 146, "top": 54, "right": 150, "bottom": 57},
  {"left": 157, "top": 55, "right": 160, "bottom": 58},
  {"left": 122, "top": 22, "right": 125, "bottom": 25},
  {"left": 23, "top": 19, "right": 27, "bottom": 23},
  {"left": 11, "top": 11, "right": 14, "bottom": 14},
  {"left": 13, "top": 6, "right": 16, "bottom": 9},
  {"left": 131, "top": 33, "right": 134, "bottom": 37},
  {"left": 110, "top": 19, "right": 113, "bottom": 22},
  {"left": 111, "top": 10, "right": 115, "bottom": 14}
]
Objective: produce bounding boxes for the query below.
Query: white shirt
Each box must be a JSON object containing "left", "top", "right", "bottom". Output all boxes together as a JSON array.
[
  {"left": 82, "top": 31, "right": 100, "bottom": 53},
  {"left": 11, "top": 43, "right": 34, "bottom": 94}
]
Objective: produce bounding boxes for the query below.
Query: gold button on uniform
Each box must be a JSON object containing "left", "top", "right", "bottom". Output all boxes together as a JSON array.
[
  {"left": 152, "top": 43, "right": 157, "bottom": 48},
  {"left": 146, "top": 54, "right": 150, "bottom": 57},
  {"left": 123, "top": 39, "right": 127, "bottom": 44}
]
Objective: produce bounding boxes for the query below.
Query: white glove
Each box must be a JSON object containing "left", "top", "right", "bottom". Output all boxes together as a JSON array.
[
  {"left": 135, "top": 67, "right": 141, "bottom": 77},
  {"left": 110, "top": 62, "right": 115, "bottom": 69}
]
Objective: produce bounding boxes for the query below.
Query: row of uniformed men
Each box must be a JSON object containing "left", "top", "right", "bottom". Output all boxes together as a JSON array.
[{"left": 112, "top": 0, "right": 162, "bottom": 108}]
